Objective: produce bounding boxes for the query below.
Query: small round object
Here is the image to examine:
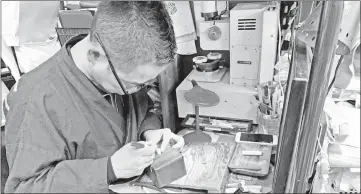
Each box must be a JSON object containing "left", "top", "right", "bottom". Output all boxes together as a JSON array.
[
  {"left": 207, "top": 52, "right": 222, "bottom": 60},
  {"left": 193, "top": 56, "right": 208, "bottom": 63},
  {"left": 208, "top": 26, "right": 222, "bottom": 41}
]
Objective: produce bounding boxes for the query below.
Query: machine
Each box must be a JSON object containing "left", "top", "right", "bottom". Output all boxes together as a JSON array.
[{"left": 176, "top": 2, "right": 279, "bottom": 122}]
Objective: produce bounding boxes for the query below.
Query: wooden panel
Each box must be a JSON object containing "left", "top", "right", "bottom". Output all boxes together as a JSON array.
[
  {"left": 158, "top": 55, "right": 180, "bottom": 131},
  {"left": 273, "top": 38, "right": 310, "bottom": 193},
  {"left": 292, "top": 2, "right": 343, "bottom": 192}
]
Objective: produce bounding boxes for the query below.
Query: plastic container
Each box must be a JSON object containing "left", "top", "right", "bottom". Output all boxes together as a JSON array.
[{"left": 257, "top": 107, "right": 281, "bottom": 135}]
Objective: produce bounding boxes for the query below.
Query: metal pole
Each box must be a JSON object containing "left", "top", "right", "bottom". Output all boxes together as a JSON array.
[
  {"left": 273, "top": 38, "right": 310, "bottom": 193},
  {"left": 195, "top": 106, "right": 200, "bottom": 132},
  {"left": 292, "top": 1, "right": 343, "bottom": 193}
]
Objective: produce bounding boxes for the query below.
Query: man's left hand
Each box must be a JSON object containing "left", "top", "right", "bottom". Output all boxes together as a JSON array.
[{"left": 143, "top": 128, "right": 184, "bottom": 153}]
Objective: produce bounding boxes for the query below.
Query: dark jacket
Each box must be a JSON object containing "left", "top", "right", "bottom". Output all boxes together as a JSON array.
[{"left": 3, "top": 37, "right": 161, "bottom": 193}]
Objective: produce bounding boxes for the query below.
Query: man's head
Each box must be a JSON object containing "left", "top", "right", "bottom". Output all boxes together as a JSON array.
[{"left": 84, "top": 1, "right": 176, "bottom": 94}]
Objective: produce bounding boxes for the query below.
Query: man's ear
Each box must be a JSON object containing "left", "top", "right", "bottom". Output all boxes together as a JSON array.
[{"left": 87, "top": 49, "right": 100, "bottom": 65}]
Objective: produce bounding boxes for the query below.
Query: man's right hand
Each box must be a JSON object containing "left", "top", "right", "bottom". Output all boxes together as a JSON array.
[{"left": 110, "top": 141, "right": 156, "bottom": 179}]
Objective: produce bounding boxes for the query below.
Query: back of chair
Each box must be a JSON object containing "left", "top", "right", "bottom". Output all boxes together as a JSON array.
[
  {"left": 57, "top": 9, "right": 93, "bottom": 47},
  {"left": 56, "top": 28, "right": 91, "bottom": 47},
  {"left": 59, "top": 10, "right": 93, "bottom": 29},
  {"left": 79, "top": 1, "right": 100, "bottom": 9}
]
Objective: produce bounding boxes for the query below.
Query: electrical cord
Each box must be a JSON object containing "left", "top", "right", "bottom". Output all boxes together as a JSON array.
[
  {"left": 213, "top": 1, "right": 228, "bottom": 20},
  {"left": 276, "top": 1, "right": 300, "bottom": 96},
  {"left": 328, "top": 42, "right": 360, "bottom": 94},
  {"left": 327, "top": 55, "right": 344, "bottom": 94}
]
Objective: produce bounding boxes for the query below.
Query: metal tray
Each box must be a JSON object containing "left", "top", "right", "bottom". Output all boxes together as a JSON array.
[
  {"left": 228, "top": 142, "right": 272, "bottom": 177},
  {"left": 181, "top": 114, "right": 252, "bottom": 133}
]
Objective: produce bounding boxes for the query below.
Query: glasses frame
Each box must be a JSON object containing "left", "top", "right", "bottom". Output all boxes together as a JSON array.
[{"left": 93, "top": 32, "right": 146, "bottom": 95}]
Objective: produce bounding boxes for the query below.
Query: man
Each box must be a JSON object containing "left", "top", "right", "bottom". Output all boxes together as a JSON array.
[{"left": 4, "top": 1, "right": 183, "bottom": 193}]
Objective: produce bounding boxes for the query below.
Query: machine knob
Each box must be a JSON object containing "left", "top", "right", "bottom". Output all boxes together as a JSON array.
[{"left": 208, "top": 26, "right": 222, "bottom": 41}]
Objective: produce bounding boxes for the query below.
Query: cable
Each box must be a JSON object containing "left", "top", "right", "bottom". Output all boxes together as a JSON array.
[
  {"left": 327, "top": 55, "right": 344, "bottom": 94},
  {"left": 328, "top": 43, "right": 360, "bottom": 94},
  {"left": 276, "top": 2, "right": 300, "bottom": 96},
  {"left": 214, "top": 1, "right": 228, "bottom": 20}
]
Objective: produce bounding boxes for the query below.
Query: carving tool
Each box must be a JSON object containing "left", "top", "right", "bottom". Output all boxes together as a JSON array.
[
  {"left": 233, "top": 187, "right": 244, "bottom": 194},
  {"left": 257, "top": 85, "right": 263, "bottom": 104},
  {"left": 263, "top": 85, "right": 269, "bottom": 105},
  {"left": 259, "top": 103, "right": 273, "bottom": 115},
  {"left": 204, "top": 126, "right": 235, "bottom": 134}
]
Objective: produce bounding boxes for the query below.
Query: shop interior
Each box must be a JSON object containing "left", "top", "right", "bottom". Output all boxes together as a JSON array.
[{"left": 1, "top": 1, "right": 360, "bottom": 193}]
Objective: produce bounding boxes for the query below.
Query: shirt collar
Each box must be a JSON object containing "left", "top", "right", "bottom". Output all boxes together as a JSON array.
[
  {"left": 63, "top": 34, "right": 109, "bottom": 96},
  {"left": 57, "top": 34, "right": 111, "bottom": 100}
]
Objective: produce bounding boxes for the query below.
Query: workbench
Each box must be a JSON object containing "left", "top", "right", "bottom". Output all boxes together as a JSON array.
[{"left": 109, "top": 128, "right": 274, "bottom": 193}]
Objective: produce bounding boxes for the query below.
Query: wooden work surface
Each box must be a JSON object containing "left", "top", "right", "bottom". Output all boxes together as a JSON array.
[{"left": 110, "top": 128, "right": 274, "bottom": 193}]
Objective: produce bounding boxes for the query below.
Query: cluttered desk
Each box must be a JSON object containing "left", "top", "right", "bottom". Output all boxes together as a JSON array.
[
  {"left": 110, "top": 128, "right": 275, "bottom": 193},
  {"left": 110, "top": 65, "right": 279, "bottom": 194},
  {"left": 110, "top": 2, "right": 282, "bottom": 193}
]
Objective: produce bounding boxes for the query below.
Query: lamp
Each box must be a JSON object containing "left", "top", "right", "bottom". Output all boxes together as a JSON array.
[{"left": 183, "top": 80, "right": 220, "bottom": 144}]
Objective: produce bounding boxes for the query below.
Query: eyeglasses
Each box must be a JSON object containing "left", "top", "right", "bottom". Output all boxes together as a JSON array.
[{"left": 93, "top": 33, "right": 146, "bottom": 95}]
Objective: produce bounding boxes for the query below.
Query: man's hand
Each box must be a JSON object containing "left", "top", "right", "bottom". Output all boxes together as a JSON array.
[
  {"left": 143, "top": 128, "right": 184, "bottom": 153},
  {"left": 110, "top": 141, "right": 156, "bottom": 179}
]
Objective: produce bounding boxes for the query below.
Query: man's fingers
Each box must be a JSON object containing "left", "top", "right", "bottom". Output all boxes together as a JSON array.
[
  {"left": 144, "top": 141, "right": 155, "bottom": 147},
  {"left": 136, "top": 145, "right": 157, "bottom": 156},
  {"left": 160, "top": 132, "right": 172, "bottom": 152},
  {"left": 171, "top": 135, "right": 185, "bottom": 150},
  {"left": 140, "top": 154, "right": 155, "bottom": 164},
  {"left": 137, "top": 156, "right": 154, "bottom": 170},
  {"left": 143, "top": 157, "right": 154, "bottom": 167}
]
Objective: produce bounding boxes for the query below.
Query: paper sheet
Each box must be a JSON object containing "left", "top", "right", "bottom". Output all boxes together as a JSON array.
[
  {"left": 176, "top": 40, "right": 197, "bottom": 55},
  {"left": 334, "top": 104, "right": 360, "bottom": 148},
  {"left": 164, "top": 1, "right": 196, "bottom": 39}
]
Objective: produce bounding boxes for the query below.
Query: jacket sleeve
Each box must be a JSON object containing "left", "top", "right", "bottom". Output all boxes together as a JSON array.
[
  {"left": 4, "top": 85, "right": 110, "bottom": 193},
  {"left": 138, "top": 91, "right": 163, "bottom": 140}
]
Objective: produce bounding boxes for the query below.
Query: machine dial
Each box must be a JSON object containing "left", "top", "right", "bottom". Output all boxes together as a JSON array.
[{"left": 208, "top": 26, "right": 222, "bottom": 41}]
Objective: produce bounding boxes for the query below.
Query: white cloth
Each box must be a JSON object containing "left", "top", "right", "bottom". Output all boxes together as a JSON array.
[
  {"left": 1, "top": 81, "right": 9, "bottom": 126},
  {"left": 338, "top": 1, "right": 360, "bottom": 54},
  {"left": 1, "top": 1, "right": 61, "bottom": 73},
  {"left": 14, "top": 37, "right": 60, "bottom": 73}
]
